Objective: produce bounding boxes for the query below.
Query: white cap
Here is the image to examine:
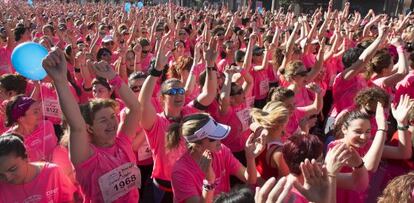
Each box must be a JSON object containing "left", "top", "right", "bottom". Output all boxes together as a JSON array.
[
  {"left": 102, "top": 35, "right": 113, "bottom": 43},
  {"left": 184, "top": 117, "right": 231, "bottom": 143}
]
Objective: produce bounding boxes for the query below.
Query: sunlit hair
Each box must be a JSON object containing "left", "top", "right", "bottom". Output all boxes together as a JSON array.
[
  {"left": 377, "top": 172, "right": 414, "bottom": 203},
  {"left": 251, "top": 101, "right": 289, "bottom": 129}
]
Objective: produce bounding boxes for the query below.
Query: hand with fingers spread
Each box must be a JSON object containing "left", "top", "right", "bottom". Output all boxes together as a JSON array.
[
  {"left": 392, "top": 94, "right": 414, "bottom": 125},
  {"left": 294, "top": 159, "right": 329, "bottom": 203},
  {"left": 92, "top": 61, "right": 117, "bottom": 80},
  {"left": 345, "top": 146, "right": 364, "bottom": 168},
  {"left": 203, "top": 37, "right": 219, "bottom": 67},
  {"left": 325, "top": 143, "right": 351, "bottom": 175},
  {"left": 254, "top": 177, "right": 292, "bottom": 203},
  {"left": 42, "top": 48, "right": 68, "bottom": 82},
  {"left": 155, "top": 33, "right": 172, "bottom": 71},
  {"left": 245, "top": 129, "right": 266, "bottom": 159}
]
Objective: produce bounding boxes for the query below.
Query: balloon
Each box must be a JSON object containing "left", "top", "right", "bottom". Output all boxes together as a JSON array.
[
  {"left": 258, "top": 7, "right": 263, "bottom": 14},
  {"left": 137, "top": 2, "right": 144, "bottom": 9},
  {"left": 124, "top": 2, "right": 131, "bottom": 13},
  {"left": 11, "top": 42, "right": 48, "bottom": 81},
  {"left": 27, "top": 0, "right": 33, "bottom": 7}
]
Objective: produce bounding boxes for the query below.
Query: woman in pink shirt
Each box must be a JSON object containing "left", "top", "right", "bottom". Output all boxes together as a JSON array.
[
  {"left": 4, "top": 95, "right": 58, "bottom": 162},
  {"left": 170, "top": 113, "right": 262, "bottom": 203},
  {"left": 139, "top": 35, "right": 218, "bottom": 203},
  {"left": 329, "top": 95, "right": 413, "bottom": 203},
  {"left": 0, "top": 134, "right": 76, "bottom": 202},
  {"left": 368, "top": 38, "right": 409, "bottom": 101},
  {"left": 43, "top": 49, "right": 141, "bottom": 203}
]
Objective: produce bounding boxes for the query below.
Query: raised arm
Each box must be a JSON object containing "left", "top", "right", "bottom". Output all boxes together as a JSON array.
[
  {"left": 196, "top": 37, "right": 218, "bottom": 106},
  {"left": 342, "top": 23, "right": 388, "bottom": 80},
  {"left": 382, "top": 95, "right": 413, "bottom": 159},
  {"left": 305, "top": 38, "right": 326, "bottom": 82},
  {"left": 380, "top": 38, "right": 409, "bottom": 88},
  {"left": 138, "top": 35, "right": 170, "bottom": 130},
  {"left": 92, "top": 61, "right": 140, "bottom": 138},
  {"left": 42, "top": 48, "right": 91, "bottom": 165}
]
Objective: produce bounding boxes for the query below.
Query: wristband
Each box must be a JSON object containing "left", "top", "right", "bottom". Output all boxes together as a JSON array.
[
  {"left": 207, "top": 66, "right": 217, "bottom": 71},
  {"left": 149, "top": 67, "right": 163, "bottom": 77},
  {"left": 397, "top": 125, "right": 409, "bottom": 131},
  {"left": 109, "top": 75, "right": 123, "bottom": 90},
  {"left": 396, "top": 46, "right": 405, "bottom": 53},
  {"left": 202, "top": 179, "right": 217, "bottom": 191},
  {"left": 74, "top": 68, "right": 81, "bottom": 73},
  {"left": 353, "top": 160, "right": 365, "bottom": 169},
  {"left": 377, "top": 129, "right": 387, "bottom": 133}
]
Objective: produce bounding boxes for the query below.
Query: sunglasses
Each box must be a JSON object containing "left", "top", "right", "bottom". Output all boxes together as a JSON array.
[
  {"left": 216, "top": 33, "right": 224, "bottom": 37},
  {"left": 142, "top": 50, "right": 150, "bottom": 54},
  {"left": 253, "top": 52, "right": 263, "bottom": 56},
  {"left": 179, "top": 32, "right": 186, "bottom": 36},
  {"left": 294, "top": 70, "right": 308, "bottom": 77},
  {"left": 163, "top": 87, "right": 185, "bottom": 95},
  {"left": 230, "top": 89, "right": 243, "bottom": 96},
  {"left": 130, "top": 85, "right": 142, "bottom": 92}
]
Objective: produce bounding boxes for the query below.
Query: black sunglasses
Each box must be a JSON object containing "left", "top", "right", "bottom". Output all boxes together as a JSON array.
[
  {"left": 130, "top": 85, "right": 142, "bottom": 92},
  {"left": 294, "top": 70, "right": 308, "bottom": 77},
  {"left": 142, "top": 50, "right": 150, "bottom": 54},
  {"left": 162, "top": 87, "right": 185, "bottom": 95}
]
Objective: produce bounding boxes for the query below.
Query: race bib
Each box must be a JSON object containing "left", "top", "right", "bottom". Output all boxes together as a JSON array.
[
  {"left": 43, "top": 99, "right": 62, "bottom": 118},
  {"left": 98, "top": 163, "right": 141, "bottom": 203},
  {"left": 137, "top": 141, "right": 152, "bottom": 161},
  {"left": 259, "top": 79, "right": 269, "bottom": 96},
  {"left": 236, "top": 108, "right": 251, "bottom": 132},
  {"left": 245, "top": 96, "right": 255, "bottom": 108}
]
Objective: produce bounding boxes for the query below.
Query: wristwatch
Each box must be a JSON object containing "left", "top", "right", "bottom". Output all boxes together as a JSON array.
[{"left": 202, "top": 179, "right": 217, "bottom": 191}]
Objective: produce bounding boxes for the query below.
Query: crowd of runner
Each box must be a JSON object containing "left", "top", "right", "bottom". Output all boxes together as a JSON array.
[{"left": 0, "top": 0, "right": 414, "bottom": 202}]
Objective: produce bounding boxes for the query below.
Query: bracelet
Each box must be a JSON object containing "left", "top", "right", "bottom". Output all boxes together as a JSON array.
[
  {"left": 149, "top": 67, "right": 163, "bottom": 77},
  {"left": 207, "top": 66, "right": 217, "bottom": 71},
  {"left": 397, "top": 125, "right": 409, "bottom": 131},
  {"left": 202, "top": 179, "right": 217, "bottom": 191},
  {"left": 353, "top": 160, "right": 365, "bottom": 169},
  {"left": 396, "top": 46, "right": 405, "bottom": 53},
  {"left": 108, "top": 75, "right": 123, "bottom": 90},
  {"left": 377, "top": 129, "right": 387, "bottom": 133}
]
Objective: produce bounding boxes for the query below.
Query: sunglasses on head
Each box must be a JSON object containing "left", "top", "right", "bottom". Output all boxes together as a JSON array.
[
  {"left": 130, "top": 85, "right": 142, "bottom": 92},
  {"left": 163, "top": 87, "right": 185, "bottom": 95}
]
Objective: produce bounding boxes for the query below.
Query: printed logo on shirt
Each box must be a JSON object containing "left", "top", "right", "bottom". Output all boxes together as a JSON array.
[{"left": 23, "top": 195, "right": 42, "bottom": 203}]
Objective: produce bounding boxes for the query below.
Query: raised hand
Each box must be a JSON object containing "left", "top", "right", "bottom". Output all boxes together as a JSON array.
[
  {"left": 375, "top": 102, "right": 387, "bottom": 131},
  {"left": 203, "top": 37, "right": 218, "bottom": 67},
  {"left": 295, "top": 159, "right": 329, "bottom": 203},
  {"left": 392, "top": 94, "right": 414, "bottom": 124},
  {"left": 155, "top": 33, "right": 172, "bottom": 71},
  {"left": 325, "top": 143, "right": 350, "bottom": 175},
  {"left": 254, "top": 177, "right": 292, "bottom": 203},
  {"left": 42, "top": 48, "right": 68, "bottom": 82},
  {"left": 92, "top": 61, "right": 117, "bottom": 80},
  {"left": 245, "top": 129, "right": 266, "bottom": 159}
]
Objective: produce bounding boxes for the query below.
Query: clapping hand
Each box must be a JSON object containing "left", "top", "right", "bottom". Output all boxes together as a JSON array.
[{"left": 392, "top": 94, "right": 414, "bottom": 125}]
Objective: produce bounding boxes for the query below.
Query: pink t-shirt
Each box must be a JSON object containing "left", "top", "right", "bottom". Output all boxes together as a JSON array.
[
  {"left": 302, "top": 53, "right": 316, "bottom": 68},
  {"left": 294, "top": 86, "right": 313, "bottom": 107},
  {"left": 143, "top": 101, "right": 199, "bottom": 181},
  {"left": 250, "top": 67, "right": 270, "bottom": 100},
  {"left": 0, "top": 163, "right": 76, "bottom": 203},
  {"left": 370, "top": 77, "right": 394, "bottom": 101},
  {"left": 6, "top": 120, "right": 58, "bottom": 162},
  {"left": 120, "top": 107, "right": 153, "bottom": 166},
  {"left": 216, "top": 104, "right": 251, "bottom": 152},
  {"left": 395, "top": 70, "right": 414, "bottom": 104},
  {"left": 0, "top": 46, "right": 12, "bottom": 75},
  {"left": 141, "top": 53, "right": 154, "bottom": 72},
  {"left": 284, "top": 108, "right": 306, "bottom": 140},
  {"left": 171, "top": 144, "right": 242, "bottom": 203},
  {"left": 74, "top": 133, "right": 139, "bottom": 203},
  {"left": 331, "top": 73, "right": 367, "bottom": 117}
]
